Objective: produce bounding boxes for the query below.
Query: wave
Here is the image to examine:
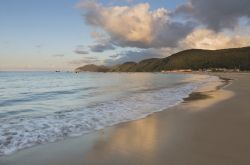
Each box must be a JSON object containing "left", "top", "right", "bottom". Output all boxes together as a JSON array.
[
  {"left": 0, "top": 87, "right": 98, "bottom": 107},
  {"left": 0, "top": 74, "right": 219, "bottom": 156}
]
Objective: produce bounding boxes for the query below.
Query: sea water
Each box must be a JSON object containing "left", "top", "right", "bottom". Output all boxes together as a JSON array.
[{"left": 0, "top": 72, "right": 219, "bottom": 155}]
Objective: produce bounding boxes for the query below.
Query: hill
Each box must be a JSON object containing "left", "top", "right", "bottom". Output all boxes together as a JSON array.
[
  {"left": 76, "top": 47, "right": 250, "bottom": 72},
  {"left": 75, "top": 64, "right": 110, "bottom": 72}
]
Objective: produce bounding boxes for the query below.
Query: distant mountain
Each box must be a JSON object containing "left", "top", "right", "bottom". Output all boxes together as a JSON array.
[
  {"left": 75, "top": 64, "right": 110, "bottom": 72},
  {"left": 76, "top": 47, "right": 250, "bottom": 72}
]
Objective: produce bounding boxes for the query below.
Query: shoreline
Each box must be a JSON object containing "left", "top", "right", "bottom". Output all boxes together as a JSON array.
[
  {"left": 1, "top": 73, "right": 250, "bottom": 165},
  {"left": 0, "top": 73, "right": 218, "bottom": 156},
  {"left": 184, "top": 73, "right": 232, "bottom": 102},
  {"left": 0, "top": 73, "right": 221, "bottom": 157}
]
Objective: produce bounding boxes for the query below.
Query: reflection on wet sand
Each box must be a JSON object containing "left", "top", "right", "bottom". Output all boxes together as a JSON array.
[
  {"left": 80, "top": 77, "right": 234, "bottom": 165},
  {"left": 83, "top": 115, "right": 168, "bottom": 164},
  {"left": 186, "top": 89, "right": 233, "bottom": 111}
]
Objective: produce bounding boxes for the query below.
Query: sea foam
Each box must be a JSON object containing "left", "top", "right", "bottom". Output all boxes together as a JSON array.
[{"left": 0, "top": 73, "right": 220, "bottom": 156}]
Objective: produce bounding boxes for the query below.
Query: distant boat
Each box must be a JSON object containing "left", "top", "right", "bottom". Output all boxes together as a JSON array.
[{"left": 55, "top": 71, "right": 60, "bottom": 72}]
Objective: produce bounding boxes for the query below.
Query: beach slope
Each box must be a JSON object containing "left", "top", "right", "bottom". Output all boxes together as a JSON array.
[{"left": 1, "top": 73, "right": 250, "bottom": 165}]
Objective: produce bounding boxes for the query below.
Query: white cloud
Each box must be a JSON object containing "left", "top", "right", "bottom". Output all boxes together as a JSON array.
[
  {"left": 75, "top": 0, "right": 250, "bottom": 66},
  {"left": 181, "top": 28, "right": 250, "bottom": 50},
  {"left": 76, "top": 1, "right": 194, "bottom": 49}
]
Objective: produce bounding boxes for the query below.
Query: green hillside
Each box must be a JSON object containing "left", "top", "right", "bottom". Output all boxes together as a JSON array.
[{"left": 76, "top": 47, "right": 250, "bottom": 72}]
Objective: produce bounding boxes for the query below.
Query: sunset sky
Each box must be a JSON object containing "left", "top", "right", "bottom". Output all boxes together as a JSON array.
[{"left": 1, "top": 0, "right": 250, "bottom": 71}]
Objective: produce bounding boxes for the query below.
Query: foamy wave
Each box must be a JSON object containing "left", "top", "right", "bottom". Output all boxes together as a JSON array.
[{"left": 0, "top": 75, "right": 219, "bottom": 156}]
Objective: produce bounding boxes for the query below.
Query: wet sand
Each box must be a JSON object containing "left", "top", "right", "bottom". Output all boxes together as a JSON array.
[{"left": 1, "top": 73, "right": 250, "bottom": 165}]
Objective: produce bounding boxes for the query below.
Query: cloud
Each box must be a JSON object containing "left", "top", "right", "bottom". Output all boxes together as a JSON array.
[
  {"left": 104, "top": 48, "right": 178, "bottom": 65},
  {"left": 74, "top": 45, "right": 89, "bottom": 54},
  {"left": 75, "top": 50, "right": 89, "bottom": 54},
  {"left": 52, "top": 54, "right": 65, "bottom": 57},
  {"left": 109, "top": 54, "right": 119, "bottom": 58},
  {"left": 69, "top": 57, "right": 100, "bottom": 65},
  {"left": 114, "top": 0, "right": 133, "bottom": 2},
  {"left": 88, "top": 31, "right": 116, "bottom": 52},
  {"left": 105, "top": 27, "right": 250, "bottom": 65},
  {"left": 74, "top": 0, "right": 250, "bottom": 66},
  {"left": 181, "top": 28, "right": 250, "bottom": 50},
  {"left": 175, "top": 0, "right": 250, "bottom": 31},
  {"left": 104, "top": 51, "right": 149, "bottom": 65},
  {"left": 76, "top": 1, "right": 195, "bottom": 49},
  {"left": 90, "top": 31, "right": 106, "bottom": 39},
  {"left": 89, "top": 41, "right": 115, "bottom": 52}
]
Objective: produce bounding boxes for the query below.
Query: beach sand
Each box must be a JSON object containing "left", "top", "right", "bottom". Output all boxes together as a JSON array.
[{"left": 1, "top": 73, "right": 250, "bottom": 165}]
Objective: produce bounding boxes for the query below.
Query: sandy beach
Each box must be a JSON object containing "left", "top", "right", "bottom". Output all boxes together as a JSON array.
[{"left": 0, "top": 72, "right": 250, "bottom": 165}]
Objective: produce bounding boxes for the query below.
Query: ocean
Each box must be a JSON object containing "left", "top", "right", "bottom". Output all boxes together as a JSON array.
[{"left": 0, "top": 72, "right": 219, "bottom": 156}]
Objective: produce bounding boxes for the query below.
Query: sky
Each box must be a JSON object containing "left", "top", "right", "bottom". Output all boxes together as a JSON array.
[{"left": 0, "top": 0, "right": 250, "bottom": 71}]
